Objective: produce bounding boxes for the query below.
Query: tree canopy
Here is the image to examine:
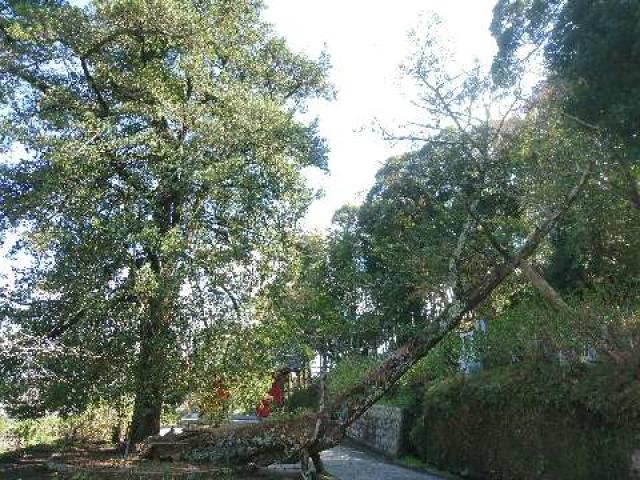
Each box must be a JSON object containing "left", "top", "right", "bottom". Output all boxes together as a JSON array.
[{"left": 0, "top": 0, "right": 331, "bottom": 441}]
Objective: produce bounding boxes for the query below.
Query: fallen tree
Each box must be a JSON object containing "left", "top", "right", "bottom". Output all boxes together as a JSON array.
[{"left": 142, "top": 163, "right": 593, "bottom": 468}]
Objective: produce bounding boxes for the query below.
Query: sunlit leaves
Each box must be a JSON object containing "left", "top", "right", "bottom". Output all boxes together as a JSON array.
[{"left": 0, "top": 0, "right": 330, "bottom": 419}]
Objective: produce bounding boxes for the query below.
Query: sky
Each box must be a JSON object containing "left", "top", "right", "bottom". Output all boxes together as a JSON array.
[{"left": 262, "top": 0, "right": 499, "bottom": 230}]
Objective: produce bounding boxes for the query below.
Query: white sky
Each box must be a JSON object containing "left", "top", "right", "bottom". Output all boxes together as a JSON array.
[{"left": 262, "top": 0, "right": 498, "bottom": 230}]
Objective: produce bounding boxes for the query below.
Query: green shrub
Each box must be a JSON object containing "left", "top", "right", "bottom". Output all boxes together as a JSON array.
[
  {"left": 0, "top": 414, "right": 8, "bottom": 452},
  {"left": 6, "top": 416, "right": 62, "bottom": 449},
  {"left": 283, "top": 355, "right": 380, "bottom": 412},
  {"left": 284, "top": 381, "right": 320, "bottom": 412},
  {"left": 61, "top": 400, "right": 130, "bottom": 444},
  {"left": 472, "top": 291, "right": 640, "bottom": 369},
  {"left": 0, "top": 400, "right": 131, "bottom": 451},
  {"left": 326, "top": 355, "right": 380, "bottom": 399},
  {"left": 410, "top": 362, "right": 640, "bottom": 479}
]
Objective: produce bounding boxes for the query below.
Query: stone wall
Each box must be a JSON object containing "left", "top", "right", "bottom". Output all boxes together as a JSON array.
[{"left": 346, "top": 405, "right": 406, "bottom": 457}]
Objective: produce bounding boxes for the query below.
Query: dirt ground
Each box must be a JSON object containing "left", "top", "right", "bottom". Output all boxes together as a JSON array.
[{"left": 0, "top": 443, "right": 328, "bottom": 479}]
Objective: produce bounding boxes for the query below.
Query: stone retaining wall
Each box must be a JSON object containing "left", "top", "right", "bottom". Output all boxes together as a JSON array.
[{"left": 346, "top": 405, "right": 406, "bottom": 457}]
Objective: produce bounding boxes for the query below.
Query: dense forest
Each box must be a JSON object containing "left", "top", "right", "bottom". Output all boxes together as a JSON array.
[{"left": 1, "top": 0, "right": 639, "bottom": 479}]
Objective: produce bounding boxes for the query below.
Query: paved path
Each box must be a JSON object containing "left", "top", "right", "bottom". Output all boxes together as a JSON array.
[{"left": 321, "top": 445, "right": 447, "bottom": 480}]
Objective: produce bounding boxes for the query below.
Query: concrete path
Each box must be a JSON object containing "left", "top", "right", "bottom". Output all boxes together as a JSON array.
[{"left": 321, "top": 445, "right": 447, "bottom": 480}]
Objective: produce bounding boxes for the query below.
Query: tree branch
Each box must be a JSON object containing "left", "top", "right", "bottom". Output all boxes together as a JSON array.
[{"left": 80, "top": 57, "right": 110, "bottom": 116}]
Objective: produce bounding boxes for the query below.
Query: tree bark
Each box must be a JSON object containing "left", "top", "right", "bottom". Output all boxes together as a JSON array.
[
  {"left": 130, "top": 328, "right": 164, "bottom": 443},
  {"left": 130, "top": 293, "right": 170, "bottom": 443},
  {"left": 141, "top": 165, "right": 591, "bottom": 465},
  {"left": 519, "top": 261, "right": 573, "bottom": 315}
]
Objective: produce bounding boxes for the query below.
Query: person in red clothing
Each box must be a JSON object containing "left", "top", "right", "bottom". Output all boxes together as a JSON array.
[
  {"left": 256, "top": 399, "right": 271, "bottom": 419},
  {"left": 255, "top": 368, "right": 289, "bottom": 418},
  {"left": 268, "top": 371, "right": 286, "bottom": 407}
]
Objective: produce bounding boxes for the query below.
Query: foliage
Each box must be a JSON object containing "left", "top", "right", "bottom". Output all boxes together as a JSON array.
[
  {"left": 0, "top": 0, "right": 637, "bottom": 466},
  {"left": 270, "top": 15, "right": 636, "bottom": 445},
  {"left": 374, "top": 290, "right": 640, "bottom": 476},
  {"left": 325, "top": 354, "right": 379, "bottom": 400},
  {"left": 491, "top": 0, "right": 640, "bottom": 215},
  {"left": 475, "top": 292, "right": 640, "bottom": 368},
  {"left": 61, "top": 400, "right": 131, "bottom": 444},
  {"left": 325, "top": 206, "right": 380, "bottom": 355},
  {"left": 262, "top": 225, "right": 376, "bottom": 364},
  {"left": 282, "top": 355, "right": 380, "bottom": 412},
  {"left": 402, "top": 334, "right": 462, "bottom": 387},
  {"left": 358, "top": 146, "right": 468, "bottom": 337},
  {"left": 0, "top": 0, "right": 331, "bottom": 438},
  {"left": 283, "top": 381, "right": 320, "bottom": 413},
  {"left": 271, "top": 16, "right": 604, "bottom": 370},
  {"left": 492, "top": 0, "right": 640, "bottom": 137},
  {"left": 184, "top": 321, "right": 288, "bottom": 422},
  {"left": 279, "top": 354, "right": 383, "bottom": 418},
  {"left": 5, "top": 416, "right": 61, "bottom": 449},
  {"left": 271, "top": 233, "right": 352, "bottom": 358},
  {"left": 0, "top": 401, "right": 127, "bottom": 452},
  {"left": 504, "top": 100, "right": 640, "bottom": 294},
  {"left": 0, "top": 414, "right": 7, "bottom": 446},
  {"left": 411, "top": 361, "right": 640, "bottom": 479},
  {"left": 358, "top": 106, "right": 601, "bottom": 337}
]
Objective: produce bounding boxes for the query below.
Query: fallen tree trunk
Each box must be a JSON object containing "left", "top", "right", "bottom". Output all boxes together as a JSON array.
[
  {"left": 519, "top": 261, "right": 573, "bottom": 315},
  {"left": 520, "top": 260, "right": 635, "bottom": 366},
  {"left": 142, "top": 165, "right": 592, "bottom": 466}
]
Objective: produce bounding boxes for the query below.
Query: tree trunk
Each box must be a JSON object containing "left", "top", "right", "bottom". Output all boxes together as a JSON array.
[
  {"left": 520, "top": 260, "right": 635, "bottom": 365},
  {"left": 519, "top": 261, "right": 573, "bottom": 315},
  {"left": 141, "top": 165, "right": 591, "bottom": 464},
  {"left": 130, "top": 294, "right": 170, "bottom": 444}
]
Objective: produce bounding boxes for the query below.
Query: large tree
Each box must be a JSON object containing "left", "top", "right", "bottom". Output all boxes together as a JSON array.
[
  {"left": 491, "top": 0, "right": 640, "bottom": 209},
  {"left": 0, "top": 0, "right": 330, "bottom": 441}
]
